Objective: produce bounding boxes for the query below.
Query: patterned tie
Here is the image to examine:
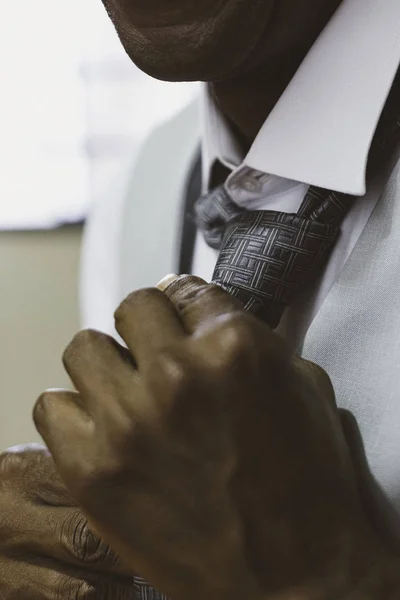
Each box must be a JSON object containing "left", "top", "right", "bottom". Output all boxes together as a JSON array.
[
  {"left": 195, "top": 75, "right": 400, "bottom": 328},
  {"left": 196, "top": 184, "right": 350, "bottom": 328},
  {"left": 132, "top": 72, "right": 400, "bottom": 600}
]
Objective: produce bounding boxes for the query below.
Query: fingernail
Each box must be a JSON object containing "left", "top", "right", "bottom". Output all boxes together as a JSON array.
[{"left": 156, "top": 274, "right": 179, "bottom": 291}]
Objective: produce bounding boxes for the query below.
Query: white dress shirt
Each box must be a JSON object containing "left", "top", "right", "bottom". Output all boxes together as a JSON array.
[
  {"left": 78, "top": 0, "right": 400, "bottom": 513},
  {"left": 192, "top": 0, "right": 400, "bottom": 348}
]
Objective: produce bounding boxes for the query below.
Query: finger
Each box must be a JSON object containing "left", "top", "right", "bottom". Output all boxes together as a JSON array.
[
  {"left": 0, "top": 444, "right": 75, "bottom": 507},
  {"left": 114, "top": 288, "right": 185, "bottom": 367},
  {"left": 6, "top": 503, "right": 130, "bottom": 576},
  {"left": 61, "top": 331, "right": 136, "bottom": 413},
  {"left": 156, "top": 273, "right": 180, "bottom": 291},
  {"left": 159, "top": 275, "right": 245, "bottom": 335},
  {"left": 0, "top": 560, "right": 92, "bottom": 600},
  {"left": 2, "top": 559, "right": 135, "bottom": 599},
  {"left": 33, "top": 390, "right": 94, "bottom": 485}
]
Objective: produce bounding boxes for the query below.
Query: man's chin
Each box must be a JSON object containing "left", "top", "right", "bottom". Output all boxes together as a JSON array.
[
  {"left": 116, "top": 21, "right": 252, "bottom": 83},
  {"left": 111, "top": 0, "right": 277, "bottom": 83}
]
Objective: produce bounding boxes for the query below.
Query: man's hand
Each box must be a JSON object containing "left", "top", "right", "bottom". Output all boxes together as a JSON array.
[
  {"left": 0, "top": 444, "right": 135, "bottom": 599},
  {"left": 34, "top": 276, "right": 398, "bottom": 600}
]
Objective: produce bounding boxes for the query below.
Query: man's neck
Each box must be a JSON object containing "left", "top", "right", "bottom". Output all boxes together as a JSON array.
[
  {"left": 210, "top": 3, "right": 341, "bottom": 147},
  {"left": 210, "top": 59, "right": 300, "bottom": 150}
]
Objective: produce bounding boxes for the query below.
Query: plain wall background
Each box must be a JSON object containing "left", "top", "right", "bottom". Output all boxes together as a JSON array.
[{"left": 0, "top": 226, "right": 82, "bottom": 450}]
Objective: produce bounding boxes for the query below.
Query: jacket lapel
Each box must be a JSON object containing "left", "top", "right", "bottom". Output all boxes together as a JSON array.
[{"left": 118, "top": 101, "right": 200, "bottom": 299}]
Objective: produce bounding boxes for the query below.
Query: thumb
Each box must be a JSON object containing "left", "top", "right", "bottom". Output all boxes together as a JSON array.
[{"left": 156, "top": 274, "right": 244, "bottom": 334}]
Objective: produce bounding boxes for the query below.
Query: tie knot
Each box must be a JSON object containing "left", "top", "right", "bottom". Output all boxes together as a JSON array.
[{"left": 194, "top": 184, "right": 244, "bottom": 250}]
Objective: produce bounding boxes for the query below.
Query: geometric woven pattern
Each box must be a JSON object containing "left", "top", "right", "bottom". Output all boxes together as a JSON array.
[
  {"left": 194, "top": 183, "right": 244, "bottom": 250},
  {"left": 193, "top": 178, "right": 352, "bottom": 328},
  {"left": 133, "top": 576, "right": 168, "bottom": 600},
  {"left": 195, "top": 67, "right": 400, "bottom": 328},
  {"left": 213, "top": 209, "right": 341, "bottom": 327}
]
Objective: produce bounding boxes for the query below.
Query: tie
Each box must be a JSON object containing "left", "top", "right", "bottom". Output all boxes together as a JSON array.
[
  {"left": 133, "top": 72, "right": 400, "bottom": 599},
  {"left": 195, "top": 76, "right": 400, "bottom": 328},
  {"left": 196, "top": 184, "right": 350, "bottom": 328}
]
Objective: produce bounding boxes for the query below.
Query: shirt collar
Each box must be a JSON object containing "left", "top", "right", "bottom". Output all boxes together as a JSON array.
[{"left": 202, "top": 0, "right": 400, "bottom": 196}]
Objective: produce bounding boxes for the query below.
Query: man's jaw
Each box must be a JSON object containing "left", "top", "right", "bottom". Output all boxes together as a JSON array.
[{"left": 100, "top": 0, "right": 228, "bottom": 30}]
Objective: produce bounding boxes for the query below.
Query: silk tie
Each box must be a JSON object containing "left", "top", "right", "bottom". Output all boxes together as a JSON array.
[
  {"left": 196, "top": 184, "right": 350, "bottom": 328},
  {"left": 133, "top": 72, "right": 400, "bottom": 599},
  {"left": 195, "top": 76, "right": 400, "bottom": 328}
]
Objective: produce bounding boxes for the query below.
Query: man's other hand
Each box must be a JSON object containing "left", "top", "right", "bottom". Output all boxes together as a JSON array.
[
  {"left": 0, "top": 444, "right": 134, "bottom": 599},
  {"left": 34, "top": 277, "right": 394, "bottom": 600}
]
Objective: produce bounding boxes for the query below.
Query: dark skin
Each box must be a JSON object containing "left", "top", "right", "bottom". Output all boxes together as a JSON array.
[
  {"left": 101, "top": 0, "right": 343, "bottom": 140},
  {"left": 0, "top": 445, "right": 135, "bottom": 598},
  {"left": 4, "top": 1, "right": 399, "bottom": 598},
  {"left": 34, "top": 277, "right": 400, "bottom": 599}
]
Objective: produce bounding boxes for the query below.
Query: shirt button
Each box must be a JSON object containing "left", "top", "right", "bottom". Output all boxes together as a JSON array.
[{"left": 242, "top": 177, "right": 261, "bottom": 193}]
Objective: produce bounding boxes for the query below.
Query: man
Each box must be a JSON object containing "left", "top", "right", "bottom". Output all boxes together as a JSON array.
[
  {"left": 81, "top": 0, "right": 400, "bottom": 513},
  {"left": 2, "top": 0, "right": 400, "bottom": 597}
]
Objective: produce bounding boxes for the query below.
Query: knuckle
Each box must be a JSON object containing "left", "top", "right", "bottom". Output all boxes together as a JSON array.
[
  {"left": 152, "top": 349, "right": 192, "bottom": 396},
  {"left": 308, "top": 360, "right": 335, "bottom": 395},
  {"left": 57, "top": 575, "right": 95, "bottom": 600},
  {"left": 169, "top": 280, "right": 241, "bottom": 319},
  {"left": 114, "top": 288, "right": 158, "bottom": 322},
  {"left": 215, "top": 314, "right": 260, "bottom": 374},
  {"left": 74, "top": 580, "right": 97, "bottom": 600},
  {"left": 295, "top": 356, "right": 326, "bottom": 382},
  {"left": 63, "top": 511, "right": 119, "bottom": 569},
  {"left": 62, "top": 329, "right": 102, "bottom": 368},
  {"left": 146, "top": 348, "right": 199, "bottom": 419},
  {"left": 0, "top": 444, "right": 48, "bottom": 476},
  {"left": 168, "top": 275, "right": 210, "bottom": 307},
  {"left": 33, "top": 391, "right": 55, "bottom": 427},
  {"left": 294, "top": 357, "right": 336, "bottom": 400},
  {"left": 0, "top": 450, "right": 25, "bottom": 474},
  {"left": 71, "top": 579, "right": 132, "bottom": 600}
]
